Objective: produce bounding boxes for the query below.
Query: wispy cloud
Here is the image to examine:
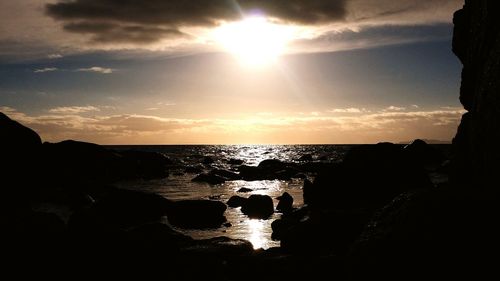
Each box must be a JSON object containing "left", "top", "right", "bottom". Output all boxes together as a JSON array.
[
  {"left": 76, "top": 66, "right": 114, "bottom": 74},
  {"left": 47, "top": 53, "right": 63, "bottom": 59},
  {"left": 2, "top": 106, "right": 465, "bottom": 144},
  {"left": 329, "top": 107, "right": 369, "bottom": 113},
  {"left": 34, "top": 67, "right": 58, "bottom": 73},
  {"left": 383, "top": 106, "right": 406, "bottom": 112},
  {"left": 49, "top": 106, "right": 101, "bottom": 114}
]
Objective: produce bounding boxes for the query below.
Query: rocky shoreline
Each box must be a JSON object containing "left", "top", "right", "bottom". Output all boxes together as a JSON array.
[
  {"left": 1, "top": 110, "right": 456, "bottom": 279},
  {"left": 3, "top": 1, "right": 500, "bottom": 278}
]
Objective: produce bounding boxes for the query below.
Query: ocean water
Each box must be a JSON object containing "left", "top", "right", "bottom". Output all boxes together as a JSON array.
[{"left": 107, "top": 145, "right": 352, "bottom": 249}]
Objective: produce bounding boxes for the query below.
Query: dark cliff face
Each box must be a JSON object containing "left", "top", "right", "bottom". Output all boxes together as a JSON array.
[{"left": 452, "top": 0, "right": 500, "bottom": 188}]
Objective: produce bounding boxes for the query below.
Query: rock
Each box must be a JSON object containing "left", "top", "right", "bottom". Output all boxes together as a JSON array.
[
  {"left": 227, "top": 196, "right": 247, "bottom": 208},
  {"left": 42, "top": 140, "right": 169, "bottom": 183},
  {"left": 348, "top": 189, "right": 500, "bottom": 279},
  {"left": 210, "top": 169, "right": 241, "bottom": 180},
  {"left": 302, "top": 179, "right": 314, "bottom": 206},
  {"left": 298, "top": 154, "right": 313, "bottom": 162},
  {"left": 228, "top": 158, "right": 244, "bottom": 165},
  {"left": 257, "top": 159, "right": 288, "bottom": 171},
  {"left": 118, "top": 150, "right": 170, "bottom": 179},
  {"left": 306, "top": 143, "right": 433, "bottom": 210},
  {"left": 237, "top": 187, "right": 253, "bottom": 193},
  {"left": 183, "top": 236, "right": 254, "bottom": 256},
  {"left": 238, "top": 160, "right": 300, "bottom": 181},
  {"left": 126, "top": 222, "right": 192, "bottom": 253},
  {"left": 0, "top": 112, "right": 42, "bottom": 150},
  {"left": 167, "top": 200, "right": 227, "bottom": 229},
  {"left": 450, "top": 0, "right": 500, "bottom": 188},
  {"left": 279, "top": 210, "right": 370, "bottom": 255},
  {"left": 202, "top": 156, "right": 214, "bottom": 164},
  {"left": 68, "top": 188, "right": 171, "bottom": 232},
  {"left": 238, "top": 165, "right": 265, "bottom": 181},
  {"left": 276, "top": 192, "right": 293, "bottom": 213},
  {"left": 403, "top": 139, "right": 445, "bottom": 169},
  {"left": 192, "top": 173, "right": 226, "bottom": 185},
  {"left": 184, "top": 165, "right": 203, "bottom": 174},
  {"left": 1, "top": 112, "right": 43, "bottom": 192},
  {"left": 192, "top": 169, "right": 241, "bottom": 184},
  {"left": 241, "top": 194, "right": 274, "bottom": 219}
]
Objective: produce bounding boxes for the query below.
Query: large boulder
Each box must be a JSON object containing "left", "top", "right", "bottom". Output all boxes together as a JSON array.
[
  {"left": 1, "top": 112, "right": 42, "bottom": 191},
  {"left": 167, "top": 200, "right": 227, "bottom": 229},
  {"left": 42, "top": 140, "right": 169, "bottom": 183},
  {"left": 403, "top": 139, "right": 445, "bottom": 169},
  {"left": 450, "top": 0, "right": 500, "bottom": 188},
  {"left": 68, "top": 188, "right": 171, "bottom": 232},
  {"left": 227, "top": 195, "right": 247, "bottom": 208},
  {"left": 305, "top": 143, "right": 433, "bottom": 210},
  {"left": 241, "top": 194, "right": 274, "bottom": 219},
  {"left": 239, "top": 160, "right": 301, "bottom": 181},
  {"left": 118, "top": 150, "right": 170, "bottom": 179},
  {"left": 42, "top": 140, "right": 125, "bottom": 182},
  {"left": 0, "top": 112, "right": 41, "bottom": 150},
  {"left": 276, "top": 192, "right": 293, "bottom": 213},
  {"left": 348, "top": 189, "right": 500, "bottom": 279}
]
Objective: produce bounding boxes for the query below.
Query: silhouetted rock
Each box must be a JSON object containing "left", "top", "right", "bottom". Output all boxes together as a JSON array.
[
  {"left": 210, "top": 169, "right": 241, "bottom": 180},
  {"left": 279, "top": 210, "right": 370, "bottom": 255},
  {"left": 119, "top": 150, "right": 170, "bottom": 178},
  {"left": 185, "top": 236, "right": 254, "bottom": 256},
  {"left": 1, "top": 112, "right": 43, "bottom": 195},
  {"left": 276, "top": 192, "right": 293, "bottom": 213},
  {"left": 202, "top": 156, "right": 215, "bottom": 164},
  {"left": 68, "top": 188, "right": 171, "bottom": 233},
  {"left": 227, "top": 196, "right": 247, "bottom": 208},
  {"left": 126, "top": 222, "right": 192, "bottom": 254},
  {"left": 192, "top": 173, "right": 226, "bottom": 185},
  {"left": 241, "top": 194, "right": 274, "bottom": 219},
  {"left": 184, "top": 165, "right": 203, "bottom": 174},
  {"left": 167, "top": 200, "right": 227, "bottom": 229},
  {"left": 237, "top": 187, "right": 253, "bottom": 193},
  {"left": 348, "top": 189, "right": 500, "bottom": 279},
  {"left": 42, "top": 140, "right": 169, "bottom": 183},
  {"left": 257, "top": 159, "right": 287, "bottom": 171},
  {"left": 451, "top": 0, "right": 500, "bottom": 188},
  {"left": 238, "top": 160, "right": 300, "bottom": 181},
  {"left": 403, "top": 139, "right": 445, "bottom": 169},
  {"left": 228, "top": 158, "right": 244, "bottom": 165},
  {"left": 0, "top": 112, "right": 41, "bottom": 149},
  {"left": 298, "top": 154, "right": 313, "bottom": 162},
  {"left": 306, "top": 143, "right": 433, "bottom": 210},
  {"left": 192, "top": 169, "right": 241, "bottom": 184}
]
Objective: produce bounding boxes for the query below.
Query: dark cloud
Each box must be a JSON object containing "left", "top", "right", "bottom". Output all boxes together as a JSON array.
[
  {"left": 46, "top": 0, "right": 347, "bottom": 44},
  {"left": 64, "top": 22, "right": 185, "bottom": 43}
]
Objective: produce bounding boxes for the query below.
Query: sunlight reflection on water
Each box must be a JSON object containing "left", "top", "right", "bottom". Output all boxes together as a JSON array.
[
  {"left": 112, "top": 145, "right": 350, "bottom": 249},
  {"left": 246, "top": 219, "right": 266, "bottom": 250}
]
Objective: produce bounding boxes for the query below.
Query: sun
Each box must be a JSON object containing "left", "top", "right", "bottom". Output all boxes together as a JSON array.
[{"left": 213, "top": 16, "right": 294, "bottom": 67}]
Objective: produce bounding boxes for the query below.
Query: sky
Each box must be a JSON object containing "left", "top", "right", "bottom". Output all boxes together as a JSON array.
[{"left": 0, "top": 0, "right": 465, "bottom": 144}]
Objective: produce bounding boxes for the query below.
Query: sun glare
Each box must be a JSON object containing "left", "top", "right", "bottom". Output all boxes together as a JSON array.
[{"left": 213, "top": 17, "right": 294, "bottom": 67}]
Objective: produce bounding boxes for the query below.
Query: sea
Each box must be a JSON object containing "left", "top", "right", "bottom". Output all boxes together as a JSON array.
[{"left": 105, "top": 144, "right": 450, "bottom": 249}]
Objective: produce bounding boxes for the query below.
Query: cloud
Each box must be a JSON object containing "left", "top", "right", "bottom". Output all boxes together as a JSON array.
[
  {"left": 75, "top": 66, "right": 114, "bottom": 74},
  {"left": 2, "top": 106, "right": 464, "bottom": 144},
  {"left": 383, "top": 106, "right": 406, "bottom": 111},
  {"left": 49, "top": 106, "right": 101, "bottom": 114},
  {"left": 45, "top": 0, "right": 462, "bottom": 46},
  {"left": 34, "top": 67, "right": 58, "bottom": 73},
  {"left": 329, "top": 107, "right": 369, "bottom": 113},
  {"left": 63, "top": 22, "right": 185, "bottom": 44},
  {"left": 47, "top": 53, "right": 62, "bottom": 59}
]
